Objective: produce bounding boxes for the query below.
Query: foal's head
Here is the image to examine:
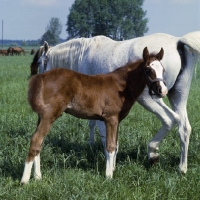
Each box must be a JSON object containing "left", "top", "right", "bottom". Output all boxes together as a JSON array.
[{"left": 143, "top": 47, "right": 167, "bottom": 98}]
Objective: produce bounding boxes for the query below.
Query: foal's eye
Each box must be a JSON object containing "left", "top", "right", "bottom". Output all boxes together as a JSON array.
[{"left": 145, "top": 69, "right": 152, "bottom": 75}]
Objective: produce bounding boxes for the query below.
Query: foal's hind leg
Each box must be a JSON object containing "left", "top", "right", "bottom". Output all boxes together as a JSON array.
[
  {"left": 21, "top": 114, "right": 56, "bottom": 184},
  {"left": 168, "top": 46, "right": 195, "bottom": 174},
  {"left": 105, "top": 117, "right": 119, "bottom": 179},
  {"left": 34, "top": 116, "right": 42, "bottom": 180}
]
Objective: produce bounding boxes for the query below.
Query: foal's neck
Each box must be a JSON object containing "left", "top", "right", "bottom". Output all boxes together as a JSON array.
[
  {"left": 114, "top": 60, "right": 147, "bottom": 92},
  {"left": 114, "top": 60, "right": 147, "bottom": 121}
]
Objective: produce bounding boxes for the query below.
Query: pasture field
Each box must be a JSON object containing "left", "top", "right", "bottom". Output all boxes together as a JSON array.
[{"left": 0, "top": 55, "right": 200, "bottom": 199}]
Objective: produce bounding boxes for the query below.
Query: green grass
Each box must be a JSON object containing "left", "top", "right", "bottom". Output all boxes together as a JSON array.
[{"left": 0, "top": 55, "right": 200, "bottom": 199}]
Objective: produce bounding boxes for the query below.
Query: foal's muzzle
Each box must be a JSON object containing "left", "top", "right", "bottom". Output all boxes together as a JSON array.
[{"left": 148, "top": 78, "right": 166, "bottom": 98}]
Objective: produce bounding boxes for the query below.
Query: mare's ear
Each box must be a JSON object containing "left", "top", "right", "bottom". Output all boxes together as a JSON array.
[
  {"left": 43, "top": 41, "right": 49, "bottom": 53},
  {"left": 143, "top": 47, "right": 149, "bottom": 63},
  {"left": 156, "top": 48, "right": 164, "bottom": 61}
]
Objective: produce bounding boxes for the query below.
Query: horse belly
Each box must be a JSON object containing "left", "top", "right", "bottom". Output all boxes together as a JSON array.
[{"left": 65, "top": 105, "right": 103, "bottom": 120}]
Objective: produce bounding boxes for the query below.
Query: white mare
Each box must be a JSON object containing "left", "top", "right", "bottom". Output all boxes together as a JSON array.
[{"left": 22, "top": 32, "right": 200, "bottom": 183}]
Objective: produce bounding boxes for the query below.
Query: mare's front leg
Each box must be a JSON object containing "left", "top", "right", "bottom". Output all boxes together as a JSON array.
[
  {"left": 105, "top": 117, "right": 119, "bottom": 179},
  {"left": 21, "top": 115, "right": 54, "bottom": 184},
  {"left": 88, "top": 120, "right": 96, "bottom": 144},
  {"left": 89, "top": 120, "right": 107, "bottom": 150},
  {"left": 137, "top": 88, "right": 180, "bottom": 165}
]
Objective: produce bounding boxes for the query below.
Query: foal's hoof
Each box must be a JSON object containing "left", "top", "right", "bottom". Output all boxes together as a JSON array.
[
  {"left": 149, "top": 156, "right": 159, "bottom": 166},
  {"left": 20, "top": 181, "right": 29, "bottom": 185}
]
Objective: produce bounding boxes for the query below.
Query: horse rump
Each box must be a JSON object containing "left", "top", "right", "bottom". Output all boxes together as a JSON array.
[{"left": 28, "top": 74, "right": 44, "bottom": 113}]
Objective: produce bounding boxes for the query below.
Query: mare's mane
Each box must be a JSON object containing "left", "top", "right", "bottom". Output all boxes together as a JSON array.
[
  {"left": 30, "top": 47, "right": 44, "bottom": 76},
  {"left": 31, "top": 48, "right": 41, "bottom": 66},
  {"left": 47, "top": 36, "right": 113, "bottom": 70}
]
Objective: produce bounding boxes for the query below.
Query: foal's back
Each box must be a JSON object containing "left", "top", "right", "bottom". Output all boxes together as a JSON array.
[{"left": 28, "top": 62, "right": 141, "bottom": 120}]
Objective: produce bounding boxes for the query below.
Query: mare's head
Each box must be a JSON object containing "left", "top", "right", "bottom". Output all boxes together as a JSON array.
[
  {"left": 37, "top": 41, "right": 51, "bottom": 74},
  {"left": 143, "top": 47, "right": 167, "bottom": 98}
]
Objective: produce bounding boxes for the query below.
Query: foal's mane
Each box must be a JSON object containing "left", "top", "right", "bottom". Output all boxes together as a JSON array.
[{"left": 112, "top": 59, "right": 143, "bottom": 74}]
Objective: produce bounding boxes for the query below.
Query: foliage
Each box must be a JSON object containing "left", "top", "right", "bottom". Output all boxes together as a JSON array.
[
  {"left": 10, "top": 42, "right": 18, "bottom": 47},
  {"left": 21, "top": 40, "right": 28, "bottom": 46},
  {"left": 40, "top": 17, "right": 63, "bottom": 46},
  {"left": 0, "top": 56, "right": 200, "bottom": 199},
  {"left": 66, "top": 0, "right": 148, "bottom": 40}
]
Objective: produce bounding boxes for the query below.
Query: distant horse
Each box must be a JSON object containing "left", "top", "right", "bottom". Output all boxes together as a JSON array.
[
  {"left": 30, "top": 49, "right": 35, "bottom": 55},
  {"left": 7, "top": 47, "right": 13, "bottom": 55},
  {"left": 12, "top": 47, "right": 25, "bottom": 55},
  {"left": 35, "top": 32, "right": 200, "bottom": 175},
  {"left": 0, "top": 49, "right": 8, "bottom": 56},
  {"left": 21, "top": 47, "right": 166, "bottom": 183}
]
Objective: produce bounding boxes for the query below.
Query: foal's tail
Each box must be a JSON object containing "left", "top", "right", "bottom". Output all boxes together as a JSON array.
[{"left": 28, "top": 74, "right": 44, "bottom": 114}]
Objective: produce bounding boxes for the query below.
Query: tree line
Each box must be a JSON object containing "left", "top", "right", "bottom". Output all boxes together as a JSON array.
[{"left": 41, "top": 0, "right": 148, "bottom": 45}]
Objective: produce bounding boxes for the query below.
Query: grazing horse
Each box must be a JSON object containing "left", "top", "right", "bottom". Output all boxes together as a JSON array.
[
  {"left": 30, "top": 49, "right": 35, "bottom": 55},
  {"left": 21, "top": 47, "right": 166, "bottom": 183},
  {"left": 35, "top": 32, "right": 200, "bottom": 175},
  {"left": 7, "top": 47, "right": 13, "bottom": 55},
  {"left": 0, "top": 49, "right": 8, "bottom": 56}
]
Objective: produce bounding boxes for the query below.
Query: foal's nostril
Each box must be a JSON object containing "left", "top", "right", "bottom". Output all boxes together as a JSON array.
[{"left": 158, "top": 87, "right": 162, "bottom": 94}]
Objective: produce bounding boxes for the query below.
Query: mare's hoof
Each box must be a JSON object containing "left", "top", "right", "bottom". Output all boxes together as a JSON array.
[{"left": 149, "top": 156, "right": 159, "bottom": 166}]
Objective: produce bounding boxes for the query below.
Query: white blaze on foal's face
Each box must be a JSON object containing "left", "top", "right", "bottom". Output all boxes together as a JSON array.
[{"left": 149, "top": 60, "right": 168, "bottom": 97}]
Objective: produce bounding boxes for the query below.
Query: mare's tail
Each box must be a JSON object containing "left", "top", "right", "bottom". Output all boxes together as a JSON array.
[
  {"left": 180, "top": 31, "right": 200, "bottom": 58},
  {"left": 28, "top": 74, "right": 44, "bottom": 114}
]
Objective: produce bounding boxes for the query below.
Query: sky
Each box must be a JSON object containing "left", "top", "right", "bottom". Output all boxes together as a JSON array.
[{"left": 0, "top": 0, "right": 199, "bottom": 40}]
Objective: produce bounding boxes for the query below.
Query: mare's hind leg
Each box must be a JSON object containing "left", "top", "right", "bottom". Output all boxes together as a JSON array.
[
  {"left": 167, "top": 46, "right": 195, "bottom": 173},
  {"left": 137, "top": 88, "right": 180, "bottom": 164},
  {"left": 21, "top": 113, "right": 58, "bottom": 184}
]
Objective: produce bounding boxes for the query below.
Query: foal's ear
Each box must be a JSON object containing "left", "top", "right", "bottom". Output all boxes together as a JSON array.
[
  {"left": 156, "top": 48, "right": 164, "bottom": 61},
  {"left": 43, "top": 41, "right": 49, "bottom": 53},
  {"left": 143, "top": 47, "right": 149, "bottom": 62}
]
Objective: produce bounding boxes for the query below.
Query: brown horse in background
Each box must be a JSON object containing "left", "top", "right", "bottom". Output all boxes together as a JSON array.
[
  {"left": 21, "top": 47, "right": 166, "bottom": 184},
  {"left": 30, "top": 49, "right": 35, "bottom": 55},
  {"left": 0, "top": 49, "right": 8, "bottom": 56},
  {"left": 6, "top": 47, "right": 25, "bottom": 56}
]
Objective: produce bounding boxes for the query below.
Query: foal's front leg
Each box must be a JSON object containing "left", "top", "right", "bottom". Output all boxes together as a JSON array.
[
  {"left": 105, "top": 117, "right": 119, "bottom": 179},
  {"left": 21, "top": 117, "right": 52, "bottom": 184}
]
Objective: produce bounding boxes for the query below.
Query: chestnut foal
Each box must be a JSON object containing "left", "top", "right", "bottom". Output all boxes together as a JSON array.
[{"left": 21, "top": 47, "right": 166, "bottom": 184}]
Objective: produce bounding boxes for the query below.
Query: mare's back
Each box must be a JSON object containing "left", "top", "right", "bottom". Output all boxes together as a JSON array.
[{"left": 81, "top": 33, "right": 181, "bottom": 89}]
